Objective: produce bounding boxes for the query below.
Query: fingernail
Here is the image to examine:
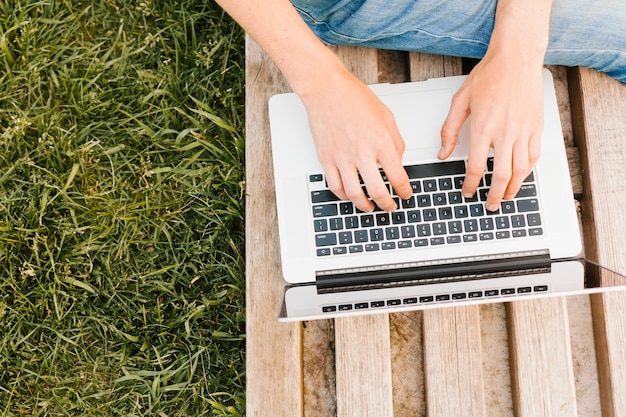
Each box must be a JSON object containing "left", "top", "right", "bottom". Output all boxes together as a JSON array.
[
  {"left": 437, "top": 146, "right": 446, "bottom": 159},
  {"left": 463, "top": 192, "right": 473, "bottom": 199},
  {"left": 486, "top": 203, "right": 498, "bottom": 212}
]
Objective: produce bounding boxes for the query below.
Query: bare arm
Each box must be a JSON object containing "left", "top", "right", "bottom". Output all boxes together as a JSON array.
[
  {"left": 439, "top": 0, "right": 553, "bottom": 211},
  {"left": 216, "top": 0, "right": 412, "bottom": 212}
]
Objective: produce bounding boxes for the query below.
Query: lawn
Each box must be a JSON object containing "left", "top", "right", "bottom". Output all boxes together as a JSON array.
[{"left": 0, "top": 1, "right": 245, "bottom": 415}]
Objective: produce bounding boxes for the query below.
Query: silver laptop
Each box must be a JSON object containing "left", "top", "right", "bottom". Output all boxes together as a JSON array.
[{"left": 269, "top": 69, "right": 583, "bottom": 321}]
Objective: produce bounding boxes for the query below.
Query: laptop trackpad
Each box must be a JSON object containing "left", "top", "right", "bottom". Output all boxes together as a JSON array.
[{"left": 379, "top": 88, "right": 464, "bottom": 158}]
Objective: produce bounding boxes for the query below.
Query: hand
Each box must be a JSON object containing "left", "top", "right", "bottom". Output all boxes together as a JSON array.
[
  {"left": 438, "top": 53, "right": 544, "bottom": 212},
  {"left": 301, "top": 70, "right": 413, "bottom": 212}
]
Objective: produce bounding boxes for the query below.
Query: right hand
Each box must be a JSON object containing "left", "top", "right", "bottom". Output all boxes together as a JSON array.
[{"left": 301, "top": 70, "right": 413, "bottom": 212}]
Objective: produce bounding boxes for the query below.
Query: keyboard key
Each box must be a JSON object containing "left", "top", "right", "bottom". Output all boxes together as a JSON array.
[
  {"left": 495, "top": 216, "right": 510, "bottom": 229},
  {"left": 479, "top": 232, "right": 494, "bottom": 240},
  {"left": 501, "top": 201, "right": 516, "bottom": 213},
  {"left": 448, "top": 221, "right": 462, "bottom": 234},
  {"left": 439, "top": 177, "right": 453, "bottom": 190},
  {"left": 355, "top": 302, "right": 369, "bottom": 309},
  {"left": 516, "top": 184, "right": 537, "bottom": 198},
  {"left": 385, "top": 227, "right": 400, "bottom": 240},
  {"left": 365, "top": 243, "right": 380, "bottom": 252},
  {"left": 376, "top": 213, "right": 390, "bottom": 226},
  {"left": 345, "top": 216, "right": 359, "bottom": 229},
  {"left": 423, "top": 179, "right": 437, "bottom": 192},
  {"left": 470, "top": 204, "right": 484, "bottom": 217},
  {"left": 369, "top": 228, "right": 384, "bottom": 241},
  {"left": 407, "top": 210, "right": 422, "bottom": 223},
  {"left": 436, "top": 294, "right": 450, "bottom": 301},
  {"left": 485, "top": 289, "right": 499, "bottom": 297},
  {"left": 496, "top": 231, "right": 511, "bottom": 239},
  {"left": 310, "top": 174, "right": 324, "bottom": 182},
  {"left": 322, "top": 305, "right": 337, "bottom": 313},
  {"left": 464, "top": 219, "right": 479, "bottom": 233},
  {"left": 433, "top": 193, "right": 447, "bottom": 206},
  {"left": 517, "top": 198, "right": 539, "bottom": 212},
  {"left": 417, "top": 195, "right": 431, "bottom": 207},
  {"left": 329, "top": 218, "right": 343, "bottom": 230},
  {"left": 333, "top": 247, "right": 348, "bottom": 255},
  {"left": 433, "top": 222, "right": 447, "bottom": 235},
  {"left": 431, "top": 237, "right": 445, "bottom": 245},
  {"left": 315, "top": 233, "right": 337, "bottom": 247},
  {"left": 392, "top": 212, "right": 406, "bottom": 224},
  {"left": 454, "top": 205, "right": 469, "bottom": 218},
  {"left": 403, "top": 297, "right": 418, "bottom": 304},
  {"left": 314, "top": 219, "right": 328, "bottom": 232},
  {"left": 511, "top": 215, "right": 526, "bottom": 228},
  {"left": 463, "top": 234, "right": 478, "bottom": 242},
  {"left": 438, "top": 207, "right": 453, "bottom": 220},
  {"left": 402, "top": 196, "right": 417, "bottom": 209},
  {"left": 317, "top": 248, "right": 331, "bottom": 256},
  {"left": 417, "top": 224, "right": 431, "bottom": 237},
  {"left": 387, "top": 299, "right": 401, "bottom": 306},
  {"left": 340, "top": 202, "right": 354, "bottom": 215},
  {"left": 469, "top": 291, "right": 483, "bottom": 298},
  {"left": 311, "top": 190, "right": 340, "bottom": 203},
  {"left": 518, "top": 286, "right": 532, "bottom": 293},
  {"left": 447, "top": 236, "right": 462, "bottom": 244},
  {"left": 354, "top": 230, "right": 368, "bottom": 243},
  {"left": 371, "top": 301, "right": 385, "bottom": 308},
  {"left": 512, "top": 229, "right": 527, "bottom": 238},
  {"left": 414, "top": 238, "right": 428, "bottom": 247},
  {"left": 527, "top": 213, "right": 542, "bottom": 226},
  {"left": 313, "top": 204, "right": 338, "bottom": 217},
  {"left": 452, "top": 292, "right": 467, "bottom": 300},
  {"left": 338, "top": 232, "right": 353, "bottom": 244},
  {"left": 410, "top": 181, "right": 421, "bottom": 193},
  {"left": 339, "top": 304, "right": 353, "bottom": 311},
  {"left": 423, "top": 209, "right": 437, "bottom": 221},
  {"left": 420, "top": 296, "right": 434, "bottom": 303},
  {"left": 480, "top": 218, "right": 494, "bottom": 230},
  {"left": 398, "top": 240, "right": 412, "bottom": 248},
  {"left": 361, "top": 215, "right": 375, "bottom": 227},
  {"left": 534, "top": 285, "right": 548, "bottom": 292},
  {"left": 404, "top": 160, "right": 465, "bottom": 179},
  {"left": 502, "top": 288, "right": 515, "bottom": 295},
  {"left": 349, "top": 245, "right": 364, "bottom": 253},
  {"left": 448, "top": 191, "right": 463, "bottom": 204},
  {"left": 382, "top": 242, "right": 396, "bottom": 250},
  {"left": 529, "top": 227, "right": 543, "bottom": 236}
]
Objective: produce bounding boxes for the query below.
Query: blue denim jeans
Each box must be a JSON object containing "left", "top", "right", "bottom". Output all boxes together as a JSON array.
[{"left": 290, "top": 0, "right": 626, "bottom": 84}]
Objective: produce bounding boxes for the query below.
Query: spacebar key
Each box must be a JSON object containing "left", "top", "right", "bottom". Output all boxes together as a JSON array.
[{"left": 404, "top": 160, "right": 465, "bottom": 179}]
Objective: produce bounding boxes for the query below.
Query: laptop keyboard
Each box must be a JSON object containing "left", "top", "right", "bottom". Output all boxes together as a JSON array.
[{"left": 310, "top": 158, "right": 543, "bottom": 257}]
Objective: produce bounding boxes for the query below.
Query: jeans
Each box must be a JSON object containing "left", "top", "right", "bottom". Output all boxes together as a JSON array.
[{"left": 290, "top": 0, "right": 626, "bottom": 84}]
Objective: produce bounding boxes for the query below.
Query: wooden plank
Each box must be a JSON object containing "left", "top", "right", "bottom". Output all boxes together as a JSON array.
[
  {"left": 408, "top": 53, "right": 488, "bottom": 417},
  {"left": 507, "top": 298, "right": 577, "bottom": 417},
  {"left": 328, "top": 45, "right": 394, "bottom": 417},
  {"left": 569, "top": 67, "right": 626, "bottom": 417},
  {"left": 244, "top": 36, "right": 304, "bottom": 417}
]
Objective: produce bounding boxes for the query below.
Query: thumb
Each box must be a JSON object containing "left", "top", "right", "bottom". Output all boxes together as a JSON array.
[{"left": 439, "top": 93, "right": 470, "bottom": 160}]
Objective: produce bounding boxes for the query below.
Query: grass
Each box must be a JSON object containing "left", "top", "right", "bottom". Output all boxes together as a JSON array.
[{"left": 0, "top": 1, "right": 245, "bottom": 415}]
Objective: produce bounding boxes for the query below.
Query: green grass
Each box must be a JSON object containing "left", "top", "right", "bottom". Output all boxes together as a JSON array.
[{"left": 0, "top": 1, "right": 245, "bottom": 415}]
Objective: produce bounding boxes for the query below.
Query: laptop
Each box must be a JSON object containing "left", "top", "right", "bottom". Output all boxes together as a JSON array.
[{"left": 268, "top": 69, "right": 583, "bottom": 321}]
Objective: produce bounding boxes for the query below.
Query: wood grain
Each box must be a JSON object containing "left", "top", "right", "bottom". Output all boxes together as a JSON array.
[
  {"left": 245, "top": 36, "right": 303, "bottom": 417},
  {"left": 569, "top": 67, "right": 626, "bottom": 417}
]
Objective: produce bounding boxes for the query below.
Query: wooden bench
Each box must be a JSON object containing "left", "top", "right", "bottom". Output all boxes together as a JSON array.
[{"left": 245, "top": 36, "right": 626, "bottom": 416}]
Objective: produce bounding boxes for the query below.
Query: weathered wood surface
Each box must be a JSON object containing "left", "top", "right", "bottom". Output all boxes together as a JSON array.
[
  {"left": 245, "top": 37, "right": 626, "bottom": 416},
  {"left": 569, "top": 67, "right": 626, "bottom": 417},
  {"left": 245, "top": 35, "right": 303, "bottom": 417}
]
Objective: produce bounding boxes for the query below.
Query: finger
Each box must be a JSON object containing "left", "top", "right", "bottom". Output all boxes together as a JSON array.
[
  {"left": 340, "top": 166, "right": 375, "bottom": 212},
  {"left": 461, "top": 137, "right": 490, "bottom": 200},
  {"left": 485, "top": 142, "right": 514, "bottom": 212},
  {"left": 503, "top": 139, "right": 531, "bottom": 200},
  {"left": 439, "top": 92, "right": 470, "bottom": 160},
  {"left": 322, "top": 163, "right": 349, "bottom": 201},
  {"left": 359, "top": 164, "right": 397, "bottom": 212},
  {"left": 378, "top": 151, "right": 411, "bottom": 202}
]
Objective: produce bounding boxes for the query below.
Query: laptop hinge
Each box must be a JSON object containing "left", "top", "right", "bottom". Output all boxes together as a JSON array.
[{"left": 315, "top": 250, "right": 551, "bottom": 294}]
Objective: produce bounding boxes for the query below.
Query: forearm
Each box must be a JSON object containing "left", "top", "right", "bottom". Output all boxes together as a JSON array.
[
  {"left": 215, "top": 0, "right": 349, "bottom": 98},
  {"left": 489, "top": 0, "right": 553, "bottom": 64}
]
